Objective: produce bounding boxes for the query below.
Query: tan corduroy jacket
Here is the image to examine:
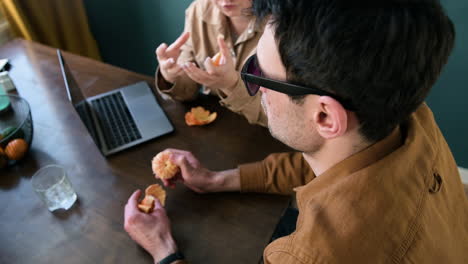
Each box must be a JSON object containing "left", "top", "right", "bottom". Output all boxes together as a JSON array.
[
  {"left": 155, "top": 0, "right": 267, "bottom": 126},
  {"left": 239, "top": 104, "right": 468, "bottom": 263}
]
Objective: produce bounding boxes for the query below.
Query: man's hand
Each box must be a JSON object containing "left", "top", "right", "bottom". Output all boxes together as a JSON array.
[
  {"left": 124, "top": 190, "right": 178, "bottom": 262},
  {"left": 182, "top": 36, "right": 239, "bottom": 92},
  {"left": 156, "top": 31, "right": 190, "bottom": 84},
  {"left": 156, "top": 148, "right": 241, "bottom": 193}
]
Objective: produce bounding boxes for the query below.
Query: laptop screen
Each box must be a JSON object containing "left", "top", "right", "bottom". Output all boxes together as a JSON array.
[
  {"left": 57, "top": 50, "right": 86, "bottom": 105},
  {"left": 57, "top": 50, "right": 102, "bottom": 149}
]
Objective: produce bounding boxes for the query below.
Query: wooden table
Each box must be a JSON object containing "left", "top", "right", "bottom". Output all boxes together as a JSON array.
[{"left": 0, "top": 39, "right": 291, "bottom": 264}]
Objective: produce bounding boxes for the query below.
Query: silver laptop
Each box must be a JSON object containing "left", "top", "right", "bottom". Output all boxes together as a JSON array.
[{"left": 57, "top": 50, "right": 173, "bottom": 156}]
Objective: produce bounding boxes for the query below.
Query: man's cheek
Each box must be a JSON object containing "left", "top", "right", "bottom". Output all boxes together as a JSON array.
[{"left": 261, "top": 94, "right": 268, "bottom": 114}]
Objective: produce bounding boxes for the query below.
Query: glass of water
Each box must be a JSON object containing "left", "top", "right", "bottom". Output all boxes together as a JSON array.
[{"left": 32, "top": 165, "right": 77, "bottom": 211}]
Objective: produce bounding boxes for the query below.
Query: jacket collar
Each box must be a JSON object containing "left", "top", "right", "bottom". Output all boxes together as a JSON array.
[{"left": 295, "top": 124, "right": 404, "bottom": 194}]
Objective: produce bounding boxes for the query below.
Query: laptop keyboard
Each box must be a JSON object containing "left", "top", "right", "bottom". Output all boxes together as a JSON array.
[
  {"left": 91, "top": 92, "right": 142, "bottom": 150},
  {"left": 75, "top": 102, "right": 102, "bottom": 150}
]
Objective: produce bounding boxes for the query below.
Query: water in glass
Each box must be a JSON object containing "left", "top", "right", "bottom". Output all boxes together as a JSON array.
[{"left": 32, "top": 165, "right": 77, "bottom": 211}]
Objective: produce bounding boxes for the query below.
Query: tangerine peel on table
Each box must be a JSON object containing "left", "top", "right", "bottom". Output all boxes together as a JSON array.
[{"left": 185, "top": 106, "right": 217, "bottom": 126}]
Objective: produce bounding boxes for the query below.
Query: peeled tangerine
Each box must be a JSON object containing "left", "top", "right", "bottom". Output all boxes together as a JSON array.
[
  {"left": 211, "top": 52, "right": 223, "bottom": 66},
  {"left": 137, "top": 184, "right": 166, "bottom": 213},
  {"left": 185, "top": 106, "right": 217, "bottom": 126},
  {"left": 152, "top": 151, "right": 179, "bottom": 180},
  {"left": 5, "top": 138, "right": 28, "bottom": 161}
]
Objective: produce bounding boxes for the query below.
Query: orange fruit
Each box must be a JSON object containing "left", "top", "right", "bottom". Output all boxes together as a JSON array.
[
  {"left": 152, "top": 151, "right": 179, "bottom": 180},
  {"left": 5, "top": 138, "right": 28, "bottom": 161}
]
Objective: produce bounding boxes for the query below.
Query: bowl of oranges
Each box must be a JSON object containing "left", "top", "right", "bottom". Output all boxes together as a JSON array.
[{"left": 0, "top": 94, "right": 33, "bottom": 168}]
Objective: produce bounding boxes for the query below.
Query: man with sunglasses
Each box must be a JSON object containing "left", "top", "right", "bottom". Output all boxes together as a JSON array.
[{"left": 124, "top": 0, "right": 468, "bottom": 263}]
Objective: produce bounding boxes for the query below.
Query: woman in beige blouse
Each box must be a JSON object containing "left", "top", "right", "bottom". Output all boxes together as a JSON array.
[{"left": 155, "top": 0, "right": 267, "bottom": 126}]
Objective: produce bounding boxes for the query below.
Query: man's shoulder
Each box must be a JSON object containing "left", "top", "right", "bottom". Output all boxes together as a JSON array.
[
  {"left": 411, "top": 103, "right": 438, "bottom": 141},
  {"left": 285, "top": 174, "right": 466, "bottom": 262},
  {"left": 286, "top": 103, "right": 466, "bottom": 262}
]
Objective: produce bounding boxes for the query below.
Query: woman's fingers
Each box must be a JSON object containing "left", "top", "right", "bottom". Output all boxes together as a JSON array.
[{"left": 166, "top": 32, "right": 190, "bottom": 54}]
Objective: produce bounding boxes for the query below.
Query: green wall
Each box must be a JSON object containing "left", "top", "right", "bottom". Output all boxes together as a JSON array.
[
  {"left": 83, "top": 0, "right": 468, "bottom": 167},
  {"left": 426, "top": 0, "right": 468, "bottom": 167},
  {"left": 83, "top": 0, "right": 192, "bottom": 77}
]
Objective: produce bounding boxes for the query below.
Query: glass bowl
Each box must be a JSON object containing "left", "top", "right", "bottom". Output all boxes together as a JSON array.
[{"left": 0, "top": 95, "right": 33, "bottom": 168}]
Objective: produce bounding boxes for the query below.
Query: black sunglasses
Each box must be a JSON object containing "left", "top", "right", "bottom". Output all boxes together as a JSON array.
[{"left": 240, "top": 55, "right": 356, "bottom": 111}]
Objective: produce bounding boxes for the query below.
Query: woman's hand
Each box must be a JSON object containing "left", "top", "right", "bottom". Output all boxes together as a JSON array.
[
  {"left": 156, "top": 32, "right": 190, "bottom": 83},
  {"left": 182, "top": 36, "right": 239, "bottom": 92}
]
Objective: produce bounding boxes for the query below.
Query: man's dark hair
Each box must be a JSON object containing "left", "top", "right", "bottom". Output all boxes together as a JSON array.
[{"left": 253, "top": 0, "right": 455, "bottom": 142}]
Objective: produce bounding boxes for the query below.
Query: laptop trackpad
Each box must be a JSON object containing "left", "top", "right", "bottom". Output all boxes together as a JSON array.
[{"left": 122, "top": 82, "right": 173, "bottom": 138}]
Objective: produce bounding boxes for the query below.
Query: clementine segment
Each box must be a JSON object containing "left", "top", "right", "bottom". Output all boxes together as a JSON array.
[
  {"left": 138, "top": 184, "right": 166, "bottom": 213},
  {"left": 137, "top": 204, "right": 153, "bottom": 214},
  {"left": 211, "top": 52, "right": 223, "bottom": 66},
  {"left": 138, "top": 195, "right": 156, "bottom": 213},
  {"left": 140, "top": 195, "right": 156, "bottom": 206}
]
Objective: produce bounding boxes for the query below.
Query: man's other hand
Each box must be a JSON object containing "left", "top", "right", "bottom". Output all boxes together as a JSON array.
[{"left": 124, "top": 190, "right": 178, "bottom": 262}]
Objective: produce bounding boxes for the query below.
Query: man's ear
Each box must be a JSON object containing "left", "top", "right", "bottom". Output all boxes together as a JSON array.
[{"left": 313, "top": 96, "right": 348, "bottom": 139}]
